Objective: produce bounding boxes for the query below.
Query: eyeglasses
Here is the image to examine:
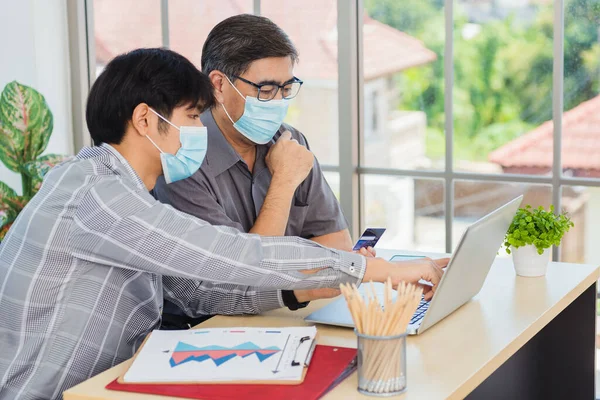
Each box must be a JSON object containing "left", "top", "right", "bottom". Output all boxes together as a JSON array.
[{"left": 231, "top": 75, "right": 304, "bottom": 102}]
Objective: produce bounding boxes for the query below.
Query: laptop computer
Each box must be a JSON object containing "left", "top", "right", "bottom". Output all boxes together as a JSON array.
[{"left": 305, "top": 195, "right": 523, "bottom": 335}]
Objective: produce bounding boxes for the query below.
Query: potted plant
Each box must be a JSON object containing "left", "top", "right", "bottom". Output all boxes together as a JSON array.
[
  {"left": 0, "top": 81, "right": 68, "bottom": 241},
  {"left": 504, "top": 205, "right": 574, "bottom": 277}
]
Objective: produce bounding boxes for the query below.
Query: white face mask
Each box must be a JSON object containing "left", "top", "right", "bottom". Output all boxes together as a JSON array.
[
  {"left": 220, "top": 75, "right": 289, "bottom": 145},
  {"left": 146, "top": 108, "right": 208, "bottom": 184}
]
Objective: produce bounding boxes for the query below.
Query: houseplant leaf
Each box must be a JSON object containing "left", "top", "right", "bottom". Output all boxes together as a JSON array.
[
  {"left": 4, "top": 196, "right": 28, "bottom": 214},
  {"left": 0, "top": 109, "right": 23, "bottom": 171},
  {"left": 0, "top": 81, "right": 53, "bottom": 165},
  {"left": 503, "top": 205, "right": 574, "bottom": 255},
  {"left": 0, "top": 181, "right": 17, "bottom": 204},
  {"left": 0, "top": 222, "right": 12, "bottom": 241},
  {"left": 0, "top": 190, "right": 25, "bottom": 242},
  {"left": 22, "top": 154, "right": 69, "bottom": 189},
  {"left": 0, "top": 181, "right": 18, "bottom": 217}
]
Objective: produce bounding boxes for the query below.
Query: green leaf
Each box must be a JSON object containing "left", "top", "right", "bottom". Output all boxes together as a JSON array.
[
  {"left": 0, "top": 81, "right": 53, "bottom": 168},
  {"left": 0, "top": 194, "right": 25, "bottom": 241},
  {"left": 504, "top": 204, "right": 574, "bottom": 254},
  {"left": 0, "top": 110, "right": 22, "bottom": 172},
  {"left": 0, "top": 220, "right": 13, "bottom": 241},
  {"left": 0, "top": 181, "right": 18, "bottom": 223},
  {"left": 0, "top": 181, "right": 17, "bottom": 204},
  {"left": 4, "top": 196, "right": 27, "bottom": 214},
  {"left": 22, "top": 154, "right": 68, "bottom": 187}
]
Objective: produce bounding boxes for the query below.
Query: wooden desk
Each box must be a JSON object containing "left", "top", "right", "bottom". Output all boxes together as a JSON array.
[{"left": 64, "top": 249, "right": 599, "bottom": 399}]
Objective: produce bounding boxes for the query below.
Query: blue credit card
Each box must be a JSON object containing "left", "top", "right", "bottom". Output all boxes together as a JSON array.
[{"left": 352, "top": 228, "right": 386, "bottom": 251}]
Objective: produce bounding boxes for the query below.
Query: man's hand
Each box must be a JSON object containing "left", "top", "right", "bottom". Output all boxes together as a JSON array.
[
  {"left": 293, "top": 288, "right": 341, "bottom": 303},
  {"left": 363, "top": 257, "right": 450, "bottom": 300},
  {"left": 391, "top": 257, "right": 448, "bottom": 300},
  {"left": 356, "top": 246, "right": 376, "bottom": 258},
  {"left": 266, "top": 131, "right": 314, "bottom": 188}
]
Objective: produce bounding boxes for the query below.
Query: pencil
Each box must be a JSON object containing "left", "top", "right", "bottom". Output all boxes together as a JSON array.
[{"left": 340, "top": 279, "right": 422, "bottom": 394}]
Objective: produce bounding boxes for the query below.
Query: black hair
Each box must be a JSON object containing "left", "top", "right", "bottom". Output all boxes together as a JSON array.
[
  {"left": 201, "top": 14, "right": 299, "bottom": 78},
  {"left": 86, "top": 48, "right": 215, "bottom": 146}
]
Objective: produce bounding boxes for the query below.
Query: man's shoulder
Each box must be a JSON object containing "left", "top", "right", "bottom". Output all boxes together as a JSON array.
[
  {"left": 61, "top": 152, "right": 148, "bottom": 199},
  {"left": 279, "top": 123, "right": 309, "bottom": 146},
  {"left": 42, "top": 156, "right": 101, "bottom": 193}
]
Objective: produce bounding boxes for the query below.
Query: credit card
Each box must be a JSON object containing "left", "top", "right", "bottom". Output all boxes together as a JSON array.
[{"left": 353, "top": 228, "right": 386, "bottom": 251}]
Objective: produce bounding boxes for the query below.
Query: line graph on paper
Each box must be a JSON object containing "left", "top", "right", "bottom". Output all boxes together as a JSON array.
[{"left": 169, "top": 341, "right": 281, "bottom": 367}]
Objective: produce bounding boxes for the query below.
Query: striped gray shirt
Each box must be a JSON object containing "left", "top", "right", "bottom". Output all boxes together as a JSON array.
[{"left": 0, "top": 144, "right": 365, "bottom": 400}]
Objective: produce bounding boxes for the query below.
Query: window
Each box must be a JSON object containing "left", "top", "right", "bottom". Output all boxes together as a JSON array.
[
  {"left": 83, "top": 0, "right": 600, "bottom": 393},
  {"left": 362, "top": 0, "right": 445, "bottom": 170},
  {"left": 560, "top": 185, "right": 594, "bottom": 264},
  {"left": 371, "top": 90, "right": 378, "bottom": 133},
  {"left": 86, "top": 0, "right": 600, "bottom": 260},
  {"left": 454, "top": 1, "right": 554, "bottom": 174},
  {"left": 364, "top": 89, "right": 379, "bottom": 139},
  {"left": 561, "top": 0, "right": 600, "bottom": 180},
  {"left": 363, "top": 176, "right": 445, "bottom": 251},
  {"left": 323, "top": 172, "right": 341, "bottom": 201},
  {"left": 261, "top": 0, "right": 341, "bottom": 167},
  {"left": 167, "top": 1, "right": 253, "bottom": 68},
  {"left": 453, "top": 181, "right": 552, "bottom": 250},
  {"left": 93, "top": 0, "right": 163, "bottom": 77},
  {"left": 561, "top": 0, "right": 600, "bottom": 264}
]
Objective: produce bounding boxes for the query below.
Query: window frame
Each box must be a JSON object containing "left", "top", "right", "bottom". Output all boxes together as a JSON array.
[{"left": 74, "top": 0, "right": 600, "bottom": 260}]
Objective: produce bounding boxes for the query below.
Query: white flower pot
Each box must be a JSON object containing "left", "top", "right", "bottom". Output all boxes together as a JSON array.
[{"left": 511, "top": 245, "right": 551, "bottom": 277}]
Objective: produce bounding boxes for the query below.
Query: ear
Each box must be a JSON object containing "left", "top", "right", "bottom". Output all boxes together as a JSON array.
[
  {"left": 130, "top": 103, "right": 153, "bottom": 137},
  {"left": 209, "top": 71, "right": 226, "bottom": 104}
]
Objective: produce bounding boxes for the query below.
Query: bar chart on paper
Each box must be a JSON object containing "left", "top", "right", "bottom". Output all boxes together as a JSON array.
[{"left": 122, "top": 327, "right": 317, "bottom": 384}]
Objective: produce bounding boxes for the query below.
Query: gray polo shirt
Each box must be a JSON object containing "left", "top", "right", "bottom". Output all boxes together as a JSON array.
[
  {"left": 152, "top": 110, "right": 348, "bottom": 316},
  {"left": 153, "top": 109, "right": 347, "bottom": 237}
]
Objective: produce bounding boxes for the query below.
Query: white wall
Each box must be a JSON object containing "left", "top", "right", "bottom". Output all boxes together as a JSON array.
[{"left": 0, "top": 0, "right": 73, "bottom": 195}]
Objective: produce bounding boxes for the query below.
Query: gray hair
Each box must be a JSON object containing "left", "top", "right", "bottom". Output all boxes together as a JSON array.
[{"left": 201, "top": 14, "right": 299, "bottom": 78}]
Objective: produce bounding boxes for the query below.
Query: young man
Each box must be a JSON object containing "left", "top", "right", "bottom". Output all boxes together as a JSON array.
[
  {"left": 153, "top": 14, "right": 371, "bottom": 328},
  {"left": 0, "top": 48, "right": 447, "bottom": 399}
]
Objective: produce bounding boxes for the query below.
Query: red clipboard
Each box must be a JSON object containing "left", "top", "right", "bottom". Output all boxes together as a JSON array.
[{"left": 106, "top": 344, "right": 356, "bottom": 400}]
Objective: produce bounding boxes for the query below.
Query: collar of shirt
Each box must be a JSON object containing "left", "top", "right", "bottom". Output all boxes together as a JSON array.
[
  {"left": 76, "top": 143, "right": 146, "bottom": 190},
  {"left": 201, "top": 109, "right": 282, "bottom": 178}
]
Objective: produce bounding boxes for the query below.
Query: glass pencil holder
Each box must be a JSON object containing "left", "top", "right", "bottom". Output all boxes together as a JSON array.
[{"left": 355, "top": 329, "right": 408, "bottom": 397}]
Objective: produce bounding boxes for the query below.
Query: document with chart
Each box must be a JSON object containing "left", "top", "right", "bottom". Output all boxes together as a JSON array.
[{"left": 121, "top": 326, "right": 318, "bottom": 384}]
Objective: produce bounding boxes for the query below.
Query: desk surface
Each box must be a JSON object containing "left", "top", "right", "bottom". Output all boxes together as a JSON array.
[{"left": 64, "top": 249, "right": 599, "bottom": 400}]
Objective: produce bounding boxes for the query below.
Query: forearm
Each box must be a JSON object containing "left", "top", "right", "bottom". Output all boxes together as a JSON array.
[
  {"left": 71, "top": 189, "right": 367, "bottom": 289},
  {"left": 249, "top": 176, "right": 296, "bottom": 236},
  {"left": 163, "top": 278, "right": 284, "bottom": 317},
  {"left": 310, "top": 229, "right": 353, "bottom": 252}
]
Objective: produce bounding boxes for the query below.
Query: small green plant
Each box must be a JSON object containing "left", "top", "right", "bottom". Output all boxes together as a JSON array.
[
  {"left": 0, "top": 81, "right": 68, "bottom": 240},
  {"left": 504, "top": 205, "right": 574, "bottom": 255}
]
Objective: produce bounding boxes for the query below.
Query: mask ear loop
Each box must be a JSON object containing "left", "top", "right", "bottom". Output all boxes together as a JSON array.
[
  {"left": 149, "top": 108, "right": 181, "bottom": 130},
  {"left": 145, "top": 135, "right": 164, "bottom": 154},
  {"left": 220, "top": 103, "right": 236, "bottom": 125},
  {"left": 224, "top": 75, "right": 246, "bottom": 100},
  {"left": 221, "top": 75, "right": 247, "bottom": 125},
  {"left": 146, "top": 108, "right": 181, "bottom": 153}
]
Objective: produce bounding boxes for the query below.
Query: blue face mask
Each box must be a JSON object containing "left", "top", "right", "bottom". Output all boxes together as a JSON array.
[
  {"left": 147, "top": 109, "right": 207, "bottom": 184},
  {"left": 221, "top": 75, "right": 290, "bottom": 145}
]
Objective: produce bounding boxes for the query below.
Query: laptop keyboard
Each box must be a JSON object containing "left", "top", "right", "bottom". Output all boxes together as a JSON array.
[{"left": 409, "top": 297, "right": 430, "bottom": 326}]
